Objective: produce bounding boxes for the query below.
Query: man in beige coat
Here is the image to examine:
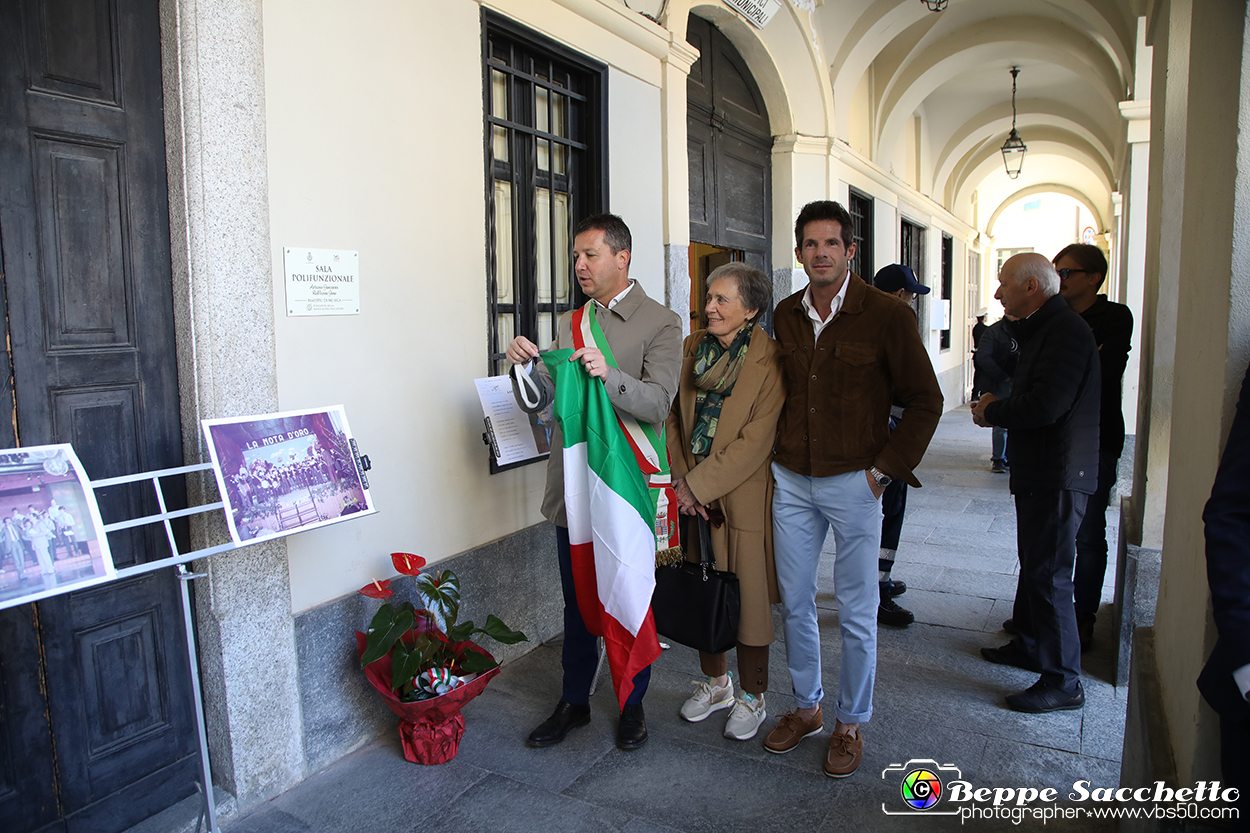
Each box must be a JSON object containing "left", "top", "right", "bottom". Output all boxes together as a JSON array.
[{"left": 507, "top": 213, "right": 682, "bottom": 751}]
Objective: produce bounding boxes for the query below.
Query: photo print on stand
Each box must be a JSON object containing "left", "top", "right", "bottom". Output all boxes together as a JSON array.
[
  {"left": 202, "top": 405, "right": 376, "bottom": 545},
  {"left": 0, "top": 444, "right": 115, "bottom": 610}
]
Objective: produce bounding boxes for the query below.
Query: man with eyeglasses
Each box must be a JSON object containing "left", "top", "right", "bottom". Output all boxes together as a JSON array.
[{"left": 1053, "top": 243, "right": 1132, "bottom": 652}]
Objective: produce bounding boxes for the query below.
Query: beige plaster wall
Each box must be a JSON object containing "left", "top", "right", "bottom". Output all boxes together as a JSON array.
[{"left": 260, "top": 0, "right": 666, "bottom": 612}]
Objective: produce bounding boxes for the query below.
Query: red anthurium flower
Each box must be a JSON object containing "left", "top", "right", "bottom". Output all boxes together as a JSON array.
[
  {"left": 359, "top": 579, "right": 393, "bottom": 599},
  {"left": 391, "top": 552, "right": 426, "bottom": 576}
]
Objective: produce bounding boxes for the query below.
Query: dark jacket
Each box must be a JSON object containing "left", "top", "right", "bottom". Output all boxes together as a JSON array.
[
  {"left": 971, "top": 320, "right": 988, "bottom": 352},
  {"left": 983, "top": 293, "right": 1100, "bottom": 495},
  {"left": 1198, "top": 362, "right": 1250, "bottom": 718},
  {"left": 974, "top": 319, "right": 1018, "bottom": 400},
  {"left": 772, "top": 273, "right": 943, "bottom": 487},
  {"left": 1078, "top": 296, "right": 1133, "bottom": 460}
]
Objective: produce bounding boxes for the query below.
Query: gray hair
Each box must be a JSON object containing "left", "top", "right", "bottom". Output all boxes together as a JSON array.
[
  {"left": 1009, "top": 257, "right": 1060, "bottom": 298},
  {"left": 707, "top": 262, "right": 771, "bottom": 319}
]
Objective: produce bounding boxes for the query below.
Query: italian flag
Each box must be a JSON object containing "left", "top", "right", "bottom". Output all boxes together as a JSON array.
[{"left": 541, "top": 306, "right": 664, "bottom": 708}]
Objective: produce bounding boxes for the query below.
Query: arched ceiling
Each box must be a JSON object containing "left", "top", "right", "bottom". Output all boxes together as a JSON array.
[{"left": 814, "top": 0, "right": 1138, "bottom": 231}]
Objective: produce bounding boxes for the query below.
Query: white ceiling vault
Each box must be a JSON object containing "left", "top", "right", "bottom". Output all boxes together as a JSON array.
[
  {"left": 817, "top": 0, "right": 1142, "bottom": 230},
  {"left": 653, "top": 0, "right": 1146, "bottom": 237}
]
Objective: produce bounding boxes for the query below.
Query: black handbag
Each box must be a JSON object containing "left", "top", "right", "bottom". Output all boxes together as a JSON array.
[{"left": 652, "top": 514, "right": 740, "bottom": 655}]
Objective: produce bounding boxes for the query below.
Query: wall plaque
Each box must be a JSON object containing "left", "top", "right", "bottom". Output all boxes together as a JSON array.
[{"left": 284, "top": 247, "right": 360, "bottom": 316}]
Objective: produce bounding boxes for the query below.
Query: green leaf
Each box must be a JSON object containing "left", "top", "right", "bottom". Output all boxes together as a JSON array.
[
  {"left": 415, "top": 569, "right": 460, "bottom": 631},
  {"left": 479, "top": 614, "right": 528, "bottom": 645},
  {"left": 389, "top": 643, "right": 426, "bottom": 692},
  {"left": 364, "top": 603, "right": 394, "bottom": 636},
  {"left": 360, "top": 606, "right": 414, "bottom": 667},
  {"left": 457, "top": 650, "right": 499, "bottom": 675},
  {"left": 445, "top": 620, "right": 475, "bottom": 643}
]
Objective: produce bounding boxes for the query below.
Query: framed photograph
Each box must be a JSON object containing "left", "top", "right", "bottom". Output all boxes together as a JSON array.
[
  {"left": 0, "top": 445, "right": 115, "bottom": 611},
  {"left": 202, "top": 406, "right": 376, "bottom": 544}
]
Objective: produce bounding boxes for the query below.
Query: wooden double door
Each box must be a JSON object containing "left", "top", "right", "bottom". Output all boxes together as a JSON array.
[
  {"left": 0, "top": 1, "right": 198, "bottom": 831},
  {"left": 686, "top": 14, "right": 772, "bottom": 322}
]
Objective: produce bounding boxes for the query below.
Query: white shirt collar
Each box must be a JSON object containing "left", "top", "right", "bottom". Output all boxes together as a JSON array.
[
  {"left": 801, "top": 274, "right": 851, "bottom": 337},
  {"left": 595, "top": 279, "right": 636, "bottom": 311}
]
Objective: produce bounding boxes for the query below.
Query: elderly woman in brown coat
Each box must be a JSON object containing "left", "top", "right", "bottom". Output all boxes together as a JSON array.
[{"left": 664, "top": 261, "right": 785, "bottom": 741}]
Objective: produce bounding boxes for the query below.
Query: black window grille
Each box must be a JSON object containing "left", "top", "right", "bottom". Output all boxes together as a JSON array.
[
  {"left": 940, "top": 233, "right": 953, "bottom": 350},
  {"left": 484, "top": 15, "right": 606, "bottom": 375},
  {"left": 900, "top": 218, "right": 925, "bottom": 278},
  {"left": 848, "top": 188, "right": 873, "bottom": 280}
]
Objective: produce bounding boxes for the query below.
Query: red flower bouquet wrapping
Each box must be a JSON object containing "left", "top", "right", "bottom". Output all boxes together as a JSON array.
[
  {"left": 355, "top": 624, "right": 500, "bottom": 764},
  {"left": 355, "top": 554, "right": 526, "bottom": 765}
]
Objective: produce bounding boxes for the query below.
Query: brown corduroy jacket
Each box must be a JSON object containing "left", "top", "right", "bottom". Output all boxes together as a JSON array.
[{"left": 772, "top": 273, "right": 943, "bottom": 487}]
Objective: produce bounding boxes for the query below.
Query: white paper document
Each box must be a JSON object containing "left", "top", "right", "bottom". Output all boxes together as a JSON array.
[{"left": 473, "top": 375, "right": 548, "bottom": 467}]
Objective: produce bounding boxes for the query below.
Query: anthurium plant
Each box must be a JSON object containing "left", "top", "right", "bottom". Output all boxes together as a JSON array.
[{"left": 359, "top": 553, "right": 527, "bottom": 702}]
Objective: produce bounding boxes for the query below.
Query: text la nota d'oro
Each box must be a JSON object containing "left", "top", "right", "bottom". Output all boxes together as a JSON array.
[{"left": 244, "top": 428, "right": 312, "bottom": 450}]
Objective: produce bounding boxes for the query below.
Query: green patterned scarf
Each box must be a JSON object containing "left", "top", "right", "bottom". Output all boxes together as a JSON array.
[{"left": 690, "top": 322, "right": 754, "bottom": 458}]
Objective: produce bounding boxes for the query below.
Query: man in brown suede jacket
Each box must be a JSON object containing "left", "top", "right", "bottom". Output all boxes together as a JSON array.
[{"left": 763, "top": 200, "right": 943, "bottom": 778}]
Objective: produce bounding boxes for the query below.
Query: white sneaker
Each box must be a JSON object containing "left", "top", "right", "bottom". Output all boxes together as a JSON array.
[
  {"left": 724, "top": 692, "right": 767, "bottom": 740},
  {"left": 680, "top": 673, "right": 735, "bottom": 722}
]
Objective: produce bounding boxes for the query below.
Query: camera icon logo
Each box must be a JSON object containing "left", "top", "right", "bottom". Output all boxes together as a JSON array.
[{"left": 882, "top": 759, "right": 963, "bottom": 815}]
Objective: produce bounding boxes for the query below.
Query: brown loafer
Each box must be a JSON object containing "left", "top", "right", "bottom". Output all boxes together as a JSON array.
[
  {"left": 824, "top": 730, "right": 863, "bottom": 778},
  {"left": 763, "top": 706, "right": 823, "bottom": 754}
]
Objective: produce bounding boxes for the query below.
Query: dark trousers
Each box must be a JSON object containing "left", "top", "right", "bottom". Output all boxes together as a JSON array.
[
  {"left": 1072, "top": 450, "right": 1119, "bottom": 617},
  {"left": 879, "top": 479, "right": 907, "bottom": 553},
  {"left": 1219, "top": 710, "right": 1250, "bottom": 816},
  {"left": 1010, "top": 490, "right": 1088, "bottom": 691},
  {"left": 556, "top": 525, "right": 650, "bottom": 707}
]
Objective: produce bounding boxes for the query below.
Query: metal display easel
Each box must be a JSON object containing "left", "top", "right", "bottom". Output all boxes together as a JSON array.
[{"left": 92, "top": 461, "right": 241, "bottom": 833}]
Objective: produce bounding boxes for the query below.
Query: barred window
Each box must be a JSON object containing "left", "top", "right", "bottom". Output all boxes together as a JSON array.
[
  {"left": 848, "top": 188, "right": 873, "bottom": 280},
  {"left": 484, "top": 15, "right": 606, "bottom": 375}
]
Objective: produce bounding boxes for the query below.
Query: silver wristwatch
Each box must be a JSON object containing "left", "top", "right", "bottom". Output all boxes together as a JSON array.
[{"left": 869, "top": 467, "right": 892, "bottom": 488}]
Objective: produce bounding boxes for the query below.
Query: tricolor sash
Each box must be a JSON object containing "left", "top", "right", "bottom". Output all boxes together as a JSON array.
[{"left": 540, "top": 302, "right": 674, "bottom": 707}]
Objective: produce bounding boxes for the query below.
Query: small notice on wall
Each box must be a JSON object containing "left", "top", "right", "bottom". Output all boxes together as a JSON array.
[
  {"left": 722, "top": 0, "right": 782, "bottom": 28},
  {"left": 284, "top": 248, "right": 360, "bottom": 316}
]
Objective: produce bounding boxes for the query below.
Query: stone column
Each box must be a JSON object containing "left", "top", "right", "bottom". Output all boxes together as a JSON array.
[
  {"left": 1129, "top": 10, "right": 1175, "bottom": 552},
  {"left": 1116, "top": 17, "right": 1152, "bottom": 479},
  {"left": 159, "top": 0, "right": 306, "bottom": 808},
  {"left": 772, "top": 133, "right": 836, "bottom": 300},
  {"left": 661, "top": 38, "right": 699, "bottom": 336},
  {"left": 1139, "top": 0, "right": 1249, "bottom": 787}
]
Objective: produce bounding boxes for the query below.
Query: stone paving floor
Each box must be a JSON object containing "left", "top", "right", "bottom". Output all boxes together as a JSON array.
[{"left": 226, "top": 409, "right": 1126, "bottom": 832}]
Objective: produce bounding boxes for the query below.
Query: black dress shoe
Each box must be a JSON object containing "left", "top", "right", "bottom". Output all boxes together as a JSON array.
[
  {"left": 878, "top": 597, "right": 914, "bottom": 627},
  {"left": 1006, "top": 680, "right": 1085, "bottom": 713},
  {"left": 527, "top": 702, "right": 591, "bottom": 747},
  {"left": 616, "top": 703, "right": 648, "bottom": 750},
  {"left": 883, "top": 580, "right": 907, "bottom": 597},
  {"left": 980, "top": 642, "right": 1041, "bottom": 672}
]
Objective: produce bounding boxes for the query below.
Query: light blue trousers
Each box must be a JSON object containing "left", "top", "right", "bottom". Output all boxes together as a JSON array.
[
  {"left": 992, "top": 426, "right": 1008, "bottom": 464},
  {"left": 772, "top": 462, "right": 882, "bottom": 724}
]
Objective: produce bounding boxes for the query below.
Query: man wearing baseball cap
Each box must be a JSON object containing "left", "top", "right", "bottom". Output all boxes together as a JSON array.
[
  {"left": 870, "top": 264, "right": 931, "bottom": 629},
  {"left": 873, "top": 263, "right": 931, "bottom": 303}
]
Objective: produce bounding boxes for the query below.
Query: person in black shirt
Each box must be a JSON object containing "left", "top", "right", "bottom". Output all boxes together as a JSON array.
[
  {"left": 970, "top": 311, "right": 989, "bottom": 400},
  {"left": 1053, "top": 244, "right": 1132, "bottom": 651},
  {"left": 975, "top": 315, "right": 1019, "bottom": 472}
]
